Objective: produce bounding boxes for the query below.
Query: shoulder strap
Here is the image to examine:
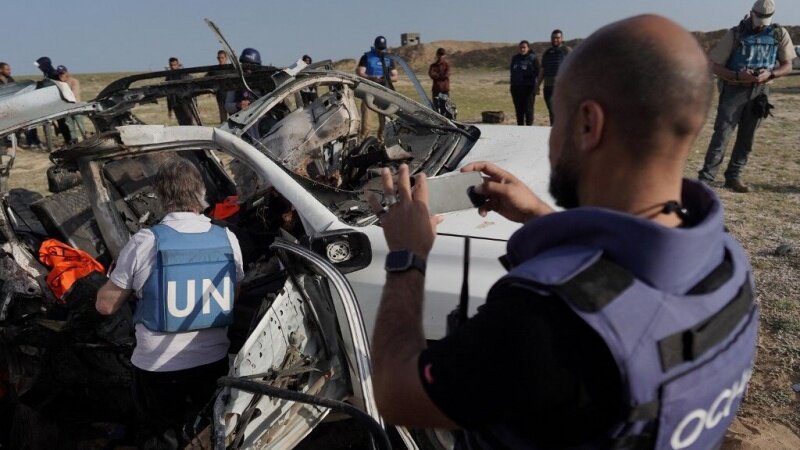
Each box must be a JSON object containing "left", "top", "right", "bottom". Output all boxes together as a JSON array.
[{"left": 550, "top": 257, "right": 634, "bottom": 312}]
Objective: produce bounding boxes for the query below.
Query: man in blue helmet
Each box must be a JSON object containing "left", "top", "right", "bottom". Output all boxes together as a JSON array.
[
  {"left": 369, "top": 15, "right": 758, "bottom": 450},
  {"left": 357, "top": 36, "right": 398, "bottom": 142},
  {"left": 96, "top": 158, "right": 244, "bottom": 449},
  {"left": 698, "top": 0, "right": 795, "bottom": 193},
  {"left": 224, "top": 48, "right": 262, "bottom": 115}
]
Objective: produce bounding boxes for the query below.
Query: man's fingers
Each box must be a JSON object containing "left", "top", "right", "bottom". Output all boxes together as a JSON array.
[
  {"left": 475, "top": 180, "right": 510, "bottom": 198},
  {"left": 381, "top": 167, "right": 395, "bottom": 198},
  {"left": 412, "top": 173, "right": 430, "bottom": 205},
  {"left": 461, "top": 161, "right": 512, "bottom": 182},
  {"left": 397, "top": 164, "right": 412, "bottom": 202}
]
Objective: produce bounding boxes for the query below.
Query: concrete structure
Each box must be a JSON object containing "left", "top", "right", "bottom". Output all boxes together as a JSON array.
[{"left": 401, "top": 33, "right": 420, "bottom": 46}]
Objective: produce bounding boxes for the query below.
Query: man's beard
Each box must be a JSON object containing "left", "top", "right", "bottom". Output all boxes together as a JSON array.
[{"left": 549, "top": 140, "right": 581, "bottom": 209}]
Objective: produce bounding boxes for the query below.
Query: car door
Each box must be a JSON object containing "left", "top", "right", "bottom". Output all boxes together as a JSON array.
[{"left": 213, "top": 238, "right": 388, "bottom": 449}]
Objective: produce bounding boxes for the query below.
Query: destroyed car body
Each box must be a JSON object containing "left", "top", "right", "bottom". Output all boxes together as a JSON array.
[{"left": 0, "top": 57, "right": 554, "bottom": 448}]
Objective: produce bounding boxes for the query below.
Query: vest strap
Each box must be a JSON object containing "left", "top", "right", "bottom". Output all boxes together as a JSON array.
[
  {"left": 550, "top": 257, "right": 634, "bottom": 313},
  {"left": 658, "top": 278, "right": 754, "bottom": 371}
]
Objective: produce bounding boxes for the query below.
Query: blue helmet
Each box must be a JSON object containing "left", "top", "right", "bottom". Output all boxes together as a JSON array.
[
  {"left": 373, "top": 36, "right": 387, "bottom": 51},
  {"left": 239, "top": 48, "right": 262, "bottom": 65}
]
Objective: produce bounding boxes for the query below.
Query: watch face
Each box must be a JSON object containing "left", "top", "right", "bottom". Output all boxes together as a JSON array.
[{"left": 385, "top": 251, "right": 412, "bottom": 271}]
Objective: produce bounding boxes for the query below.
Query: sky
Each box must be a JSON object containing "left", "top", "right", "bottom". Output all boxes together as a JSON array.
[{"left": 4, "top": 0, "right": 800, "bottom": 75}]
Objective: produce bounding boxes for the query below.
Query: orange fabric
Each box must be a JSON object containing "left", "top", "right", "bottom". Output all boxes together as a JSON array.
[
  {"left": 210, "top": 195, "right": 240, "bottom": 220},
  {"left": 39, "top": 239, "right": 105, "bottom": 302}
]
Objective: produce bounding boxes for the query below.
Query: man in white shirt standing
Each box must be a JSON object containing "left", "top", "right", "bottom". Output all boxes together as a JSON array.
[{"left": 96, "top": 158, "right": 244, "bottom": 449}]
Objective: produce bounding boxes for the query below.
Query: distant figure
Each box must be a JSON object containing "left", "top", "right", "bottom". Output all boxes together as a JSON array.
[
  {"left": 538, "top": 29, "right": 571, "bottom": 125},
  {"left": 356, "top": 36, "right": 398, "bottom": 142},
  {"left": 0, "top": 62, "right": 14, "bottom": 84},
  {"left": 225, "top": 48, "right": 262, "bottom": 115},
  {"left": 36, "top": 57, "right": 73, "bottom": 145},
  {"left": 165, "top": 57, "right": 191, "bottom": 119},
  {"left": 300, "top": 55, "right": 318, "bottom": 104},
  {"left": 57, "top": 65, "right": 87, "bottom": 139},
  {"left": 698, "top": 0, "right": 796, "bottom": 193},
  {"left": 509, "top": 40, "right": 540, "bottom": 126},
  {"left": 207, "top": 50, "right": 230, "bottom": 123},
  {"left": 428, "top": 47, "right": 453, "bottom": 115}
]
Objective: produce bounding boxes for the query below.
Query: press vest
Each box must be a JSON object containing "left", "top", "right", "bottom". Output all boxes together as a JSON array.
[
  {"left": 135, "top": 224, "right": 236, "bottom": 333},
  {"left": 464, "top": 184, "right": 758, "bottom": 450},
  {"left": 363, "top": 49, "right": 392, "bottom": 78},
  {"left": 726, "top": 25, "right": 779, "bottom": 71}
]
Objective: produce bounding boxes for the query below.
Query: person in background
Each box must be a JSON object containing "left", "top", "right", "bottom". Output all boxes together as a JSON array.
[
  {"left": 538, "top": 29, "right": 571, "bottom": 125},
  {"left": 697, "top": 0, "right": 795, "bottom": 192},
  {"left": 356, "top": 36, "right": 398, "bottom": 142},
  {"left": 206, "top": 50, "right": 230, "bottom": 123},
  {"left": 509, "top": 40, "right": 540, "bottom": 125},
  {"left": 368, "top": 14, "right": 758, "bottom": 450},
  {"left": 224, "top": 48, "right": 262, "bottom": 115},
  {"left": 300, "top": 54, "right": 318, "bottom": 104},
  {"left": 0, "top": 62, "right": 13, "bottom": 84},
  {"left": 56, "top": 65, "right": 87, "bottom": 139},
  {"left": 428, "top": 48, "right": 451, "bottom": 116},
  {"left": 165, "top": 57, "right": 191, "bottom": 119},
  {"left": 36, "top": 56, "right": 72, "bottom": 146},
  {"left": 96, "top": 158, "right": 244, "bottom": 449}
]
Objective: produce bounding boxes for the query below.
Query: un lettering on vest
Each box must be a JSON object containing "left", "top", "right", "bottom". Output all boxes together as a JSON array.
[
  {"left": 669, "top": 368, "right": 752, "bottom": 450},
  {"left": 166, "top": 276, "right": 232, "bottom": 318}
]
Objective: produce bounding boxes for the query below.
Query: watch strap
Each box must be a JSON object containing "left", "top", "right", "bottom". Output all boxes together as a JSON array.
[{"left": 385, "top": 250, "right": 426, "bottom": 274}]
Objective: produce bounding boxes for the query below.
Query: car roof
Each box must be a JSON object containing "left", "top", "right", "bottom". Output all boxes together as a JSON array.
[{"left": 0, "top": 79, "right": 97, "bottom": 136}]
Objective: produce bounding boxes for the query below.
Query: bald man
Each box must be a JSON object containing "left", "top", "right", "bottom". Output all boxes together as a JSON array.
[{"left": 369, "top": 15, "right": 758, "bottom": 449}]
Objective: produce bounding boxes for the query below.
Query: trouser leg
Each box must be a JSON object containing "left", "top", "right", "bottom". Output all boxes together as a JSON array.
[
  {"left": 133, "top": 367, "right": 183, "bottom": 450},
  {"left": 544, "top": 86, "right": 555, "bottom": 125},
  {"left": 724, "top": 87, "right": 767, "bottom": 181},
  {"left": 511, "top": 87, "right": 525, "bottom": 125},
  {"left": 524, "top": 89, "right": 535, "bottom": 125},
  {"left": 359, "top": 100, "right": 371, "bottom": 141},
  {"left": 698, "top": 85, "right": 748, "bottom": 181}
]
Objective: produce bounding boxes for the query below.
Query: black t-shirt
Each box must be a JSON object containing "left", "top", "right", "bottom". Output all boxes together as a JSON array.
[{"left": 418, "top": 286, "right": 625, "bottom": 448}]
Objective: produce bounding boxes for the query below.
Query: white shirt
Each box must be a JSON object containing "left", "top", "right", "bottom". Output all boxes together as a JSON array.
[{"left": 110, "top": 212, "right": 245, "bottom": 372}]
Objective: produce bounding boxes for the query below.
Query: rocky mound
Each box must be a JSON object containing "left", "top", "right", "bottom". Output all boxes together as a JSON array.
[{"left": 335, "top": 26, "right": 799, "bottom": 72}]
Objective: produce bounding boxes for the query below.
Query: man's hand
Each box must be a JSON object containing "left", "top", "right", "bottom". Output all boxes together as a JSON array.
[
  {"left": 461, "top": 161, "right": 553, "bottom": 223},
  {"left": 368, "top": 164, "right": 442, "bottom": 259},
  {"left": 755, "top": 70, "right": 772, "bottom": 84},
  {"left": 737, "top": 69, "right": 758, "bottom": 83}
]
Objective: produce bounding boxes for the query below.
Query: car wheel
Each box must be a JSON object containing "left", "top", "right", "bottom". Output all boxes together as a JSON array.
[{"left": 411, "top": 428, "right": 456, "bottom": 450}]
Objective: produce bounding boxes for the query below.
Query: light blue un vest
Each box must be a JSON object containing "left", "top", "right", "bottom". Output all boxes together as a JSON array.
[
  {"left": 135, "top": 224, "right": 236, "bottom": 333},
  {"left": 726, "top": 25, "right": 779, "bottom": 71}
]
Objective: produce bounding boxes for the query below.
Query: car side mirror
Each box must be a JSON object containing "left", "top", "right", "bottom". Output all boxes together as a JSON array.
[{"left": 304, "top": 230, "right": 372, "bottom": 274}]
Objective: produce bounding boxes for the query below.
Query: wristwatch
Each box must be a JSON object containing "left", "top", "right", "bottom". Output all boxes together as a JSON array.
[
  {"left": 769, "top": 70, "right": 776, "bottom": 80},
  {"left": 385, "top": 250, "right": 426, "bottom": 275}
]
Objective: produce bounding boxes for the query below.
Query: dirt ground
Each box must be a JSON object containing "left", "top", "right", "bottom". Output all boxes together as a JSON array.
[{"left": 6, "top": 68, "right": 800, "bottom": 447}]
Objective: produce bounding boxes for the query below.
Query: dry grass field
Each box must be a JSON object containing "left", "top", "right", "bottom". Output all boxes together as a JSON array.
[{"left": 6, "top": 67, "right": 800, "bottom": 446}]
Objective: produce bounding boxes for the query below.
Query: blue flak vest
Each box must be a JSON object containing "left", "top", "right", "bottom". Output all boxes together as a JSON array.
[
  {"left": 363, "top": 48, "right": 392, "bottom": 78},
  {"left": 726, "top": 25, "right": 779, "bottom": 72},
  {"left": 465, "top": 182, "right": 758, "bottom": 450},
  {"left": 135, "top": 224, "right": 236, "bottom": 333}
]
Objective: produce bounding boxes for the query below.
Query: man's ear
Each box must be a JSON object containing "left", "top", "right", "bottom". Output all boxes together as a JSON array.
[{"left": 576, "top": 100, "right": 604, "bottom": 152}]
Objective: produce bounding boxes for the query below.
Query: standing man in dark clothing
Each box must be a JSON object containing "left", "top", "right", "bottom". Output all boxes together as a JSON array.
[
  {"left": 165, "top": 57, "right": 192, "bottom": 120},
  {"left": 357, "top": 36, "right": 398, "bottom": 142},
  {"left": 509, "top": 40, "right": 539, "bottom": 125},
  {"left": 368, "top": 15, "right": 758, "bottom": 450},
  {"left": 206, "top": 50, "right": 230, "bottom": 123},
  {"left": 538, "top": 29, "right": 571, "bottom": 124},
  {"left": 698, "top": 0, "right": 795, "bottom": 193}
]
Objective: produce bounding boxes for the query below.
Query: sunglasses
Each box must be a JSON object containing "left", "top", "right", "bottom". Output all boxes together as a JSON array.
[{"left": 752, "top": 10, "right": 774, "bottom": 19}]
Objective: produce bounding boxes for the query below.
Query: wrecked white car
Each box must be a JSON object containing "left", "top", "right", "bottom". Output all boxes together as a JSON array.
[{"left": 0, "top": 56, "right": 553, "bottom": 448}]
